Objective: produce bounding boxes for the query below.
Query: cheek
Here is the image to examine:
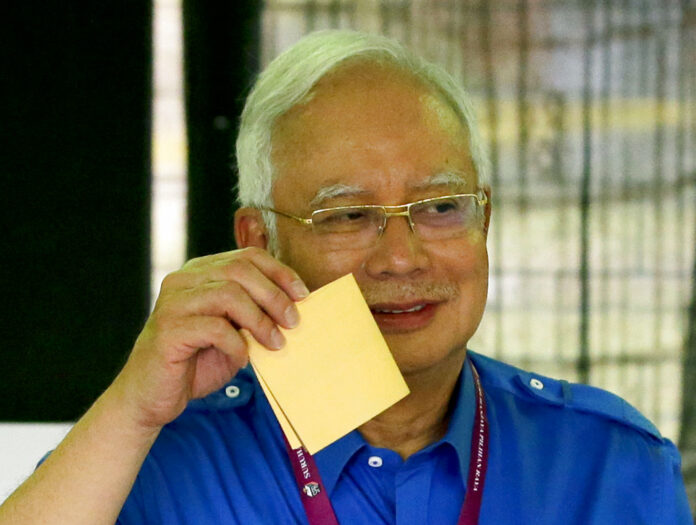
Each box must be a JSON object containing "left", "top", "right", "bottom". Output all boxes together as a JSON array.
[
  {"left": 443, "top": 249, "right": 488, "bottom": 345},
  {"left": 277, "top": 235, "right": 368, "bottom": 291},
  {"left": 443, "top": 243, "right": 489, "bottom": 309},
  {"left": 436, "top": 237, "right": 489, "bottom": 277}
]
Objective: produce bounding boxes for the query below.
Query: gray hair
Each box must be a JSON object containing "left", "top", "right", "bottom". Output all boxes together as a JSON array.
[{"left": 235, "top": 30, "right": 490, "bottom": 246}]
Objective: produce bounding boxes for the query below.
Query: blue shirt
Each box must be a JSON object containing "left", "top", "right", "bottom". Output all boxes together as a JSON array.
[{"left": 117, "top": 351, "right": 692, "bottom": 524}]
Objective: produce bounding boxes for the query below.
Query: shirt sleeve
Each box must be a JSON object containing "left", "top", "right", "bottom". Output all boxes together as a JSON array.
[{"left": 660, "top": 439, "right": 694, "bottom": 524}]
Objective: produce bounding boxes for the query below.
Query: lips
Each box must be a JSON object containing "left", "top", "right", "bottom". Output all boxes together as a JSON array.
[
  {"left": 372, "top": 304, "right": 427, "bottom": 314},
  {"left": 369, "top": 301, "right": 440, "bottom": 332}
]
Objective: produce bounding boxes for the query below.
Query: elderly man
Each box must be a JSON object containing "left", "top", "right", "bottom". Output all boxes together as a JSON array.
[{"left": 0, "top": 30, "right": 691, "bottom": 524}]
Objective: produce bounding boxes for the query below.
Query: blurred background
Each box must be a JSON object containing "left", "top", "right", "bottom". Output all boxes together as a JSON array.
[{"left": 2, "top": 0, "right": 695, "bottom": 514}]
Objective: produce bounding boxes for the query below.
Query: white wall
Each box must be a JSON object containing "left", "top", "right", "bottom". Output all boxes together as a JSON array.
[{"left": 0, "top": 423, "right": 73, "bottom": 504}]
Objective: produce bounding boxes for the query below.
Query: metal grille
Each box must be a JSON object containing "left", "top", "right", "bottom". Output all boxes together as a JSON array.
[{"left": 261, "top": 0, "right": 696, "bottom": 508}]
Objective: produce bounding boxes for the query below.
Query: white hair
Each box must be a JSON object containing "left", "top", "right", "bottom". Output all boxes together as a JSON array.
[{"left": 235, "top": 30, "right": 490, "bottom": 247}]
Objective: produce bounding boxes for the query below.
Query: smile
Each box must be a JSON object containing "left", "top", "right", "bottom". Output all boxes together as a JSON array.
[
  {"left": 373, "top": 304, "right": 427, "bottom": 314},
  {"left": 369, "top": 302, "right": 440, "bottom": 333}
]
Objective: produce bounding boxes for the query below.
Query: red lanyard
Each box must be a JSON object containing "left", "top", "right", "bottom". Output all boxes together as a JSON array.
[{"left": 284, "top": 360, "right": 489, "bottom": 525}]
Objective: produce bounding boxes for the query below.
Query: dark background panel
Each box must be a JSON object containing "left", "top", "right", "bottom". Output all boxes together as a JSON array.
[
  {"left": 1, "top": 1, "right": 263, "bottom": 421},
  {"left": 183, "top": 0, "right": 261, "bottom": 258},
  {"left": 1, "top": 3, "right": 153, "bottom": 420}
]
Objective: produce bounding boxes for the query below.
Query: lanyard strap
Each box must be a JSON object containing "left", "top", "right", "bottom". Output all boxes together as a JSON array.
[
  {"left": 284, "top": 439, "right": 340, "bottom": 525},
  {"left": 456, "top": 360, "right": 488, "bottom": 525},
  {"left": 284, "top": 359, "right": 489, "bottom": 525}
]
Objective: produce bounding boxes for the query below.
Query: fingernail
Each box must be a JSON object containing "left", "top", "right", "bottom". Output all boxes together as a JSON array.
[
  {"left": 291, "top": 280, "right": 310, "bottom": 299},
  {"left": 284, "top": 304, "right": 300, "bottom": 328},
  {"left": 270, "top": 327, "right": 285, "bottom": 350}
]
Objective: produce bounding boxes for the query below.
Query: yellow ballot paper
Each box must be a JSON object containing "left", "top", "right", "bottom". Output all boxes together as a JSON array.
[{"left": 246, "top": 273, "right": 410, "bottom": 454}]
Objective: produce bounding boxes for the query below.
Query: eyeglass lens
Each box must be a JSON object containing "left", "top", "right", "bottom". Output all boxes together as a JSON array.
[{"left": 310, "top": 195, "right": 482, "bottom": 249}]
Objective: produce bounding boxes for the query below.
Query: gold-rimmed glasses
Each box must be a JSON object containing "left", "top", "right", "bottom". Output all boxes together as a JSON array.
[{"left": 261, "top": 191, "right": 488, "bottom": 250}]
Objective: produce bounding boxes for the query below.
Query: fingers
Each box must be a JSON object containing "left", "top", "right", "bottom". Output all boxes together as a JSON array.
[
  {"left": 119, "top": 247, "right": 309, "bottom": 427},
  {"left": 220, "top": 257, "right": 305, "bottom": 327},
  {"left": 175, "top": 281, "right": 289, "bottom": 350},
  {"left": 179, "top": 248, "right": 310, "bottom": 302},
  {"left": 163, "top": 315, "right": 249, "bottom": 369},
  {"left": 122, "top": 315, "right": 252, "bottom": 423},
  {"left": 157, "top": 247, "right": 310, "bottom": 351},
  {"left": 232, "top": 248, "right": 310, "bottom": 302}
]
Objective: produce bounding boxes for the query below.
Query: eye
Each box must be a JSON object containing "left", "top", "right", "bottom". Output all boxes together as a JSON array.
[
  {"left": 322, "top": 209, "right": 368, "bottom": 223},
  {"left": 312, "top": 207, "right": 375, "bottom": 233},
  {"left": 421, "top": 198, "right": 460, "bottom": 215},
  {"left": 434, "top": 201, "right": 458, "bottom": 213},
  {"left": 412, "top": 196, "right": 477, "bottom": 228}
]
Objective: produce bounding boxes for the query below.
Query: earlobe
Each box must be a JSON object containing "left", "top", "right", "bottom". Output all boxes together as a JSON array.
[{"left": 234, "top": 207, "right": 268, "bottom": 249}]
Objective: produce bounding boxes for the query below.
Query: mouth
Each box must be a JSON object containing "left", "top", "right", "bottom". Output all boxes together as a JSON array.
[
  {"left": 371, "top": 304, "right": 427, "bottom": 314},
  {"left": 369, "top": 301, "right": 440, "bottom": 332}
]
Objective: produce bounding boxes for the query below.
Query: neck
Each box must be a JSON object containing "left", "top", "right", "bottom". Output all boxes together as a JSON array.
[{"left": 358, "top": 349, "right": 467, "bottom": 460}]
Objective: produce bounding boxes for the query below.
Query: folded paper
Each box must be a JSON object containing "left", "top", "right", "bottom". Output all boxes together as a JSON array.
[{"left": 246, "top": 273, "right": 410, "bottom": 454}]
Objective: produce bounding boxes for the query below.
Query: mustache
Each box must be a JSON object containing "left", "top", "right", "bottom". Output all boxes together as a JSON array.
[{"left": 358, "top": 281, "right": 459, "bottom": 305}]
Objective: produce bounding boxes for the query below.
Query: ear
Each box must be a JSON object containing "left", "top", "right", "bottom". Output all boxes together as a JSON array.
[
  {"left": 234, "top": 207, "right": 268, "bottom": 249},
  {"left": 482, "top": 186, "right": 492, "bottom": 237}
]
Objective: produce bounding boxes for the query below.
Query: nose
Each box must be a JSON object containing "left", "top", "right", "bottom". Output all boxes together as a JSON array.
[{"left": 362, "top": 215, "right": 431, "bottom": 278}]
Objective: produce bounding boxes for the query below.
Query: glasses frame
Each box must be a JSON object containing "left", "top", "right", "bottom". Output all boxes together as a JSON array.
[{"left": 261, "top": 190, "right": 488, "bottom": 239}]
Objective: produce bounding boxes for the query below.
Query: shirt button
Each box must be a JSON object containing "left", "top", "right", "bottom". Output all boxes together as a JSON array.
[
  {"left": 530, "top": 378, "right": 544, "bottom": 390},
  {"left": 368, "top": 456, "right": 383, "bottom": 468},
  {"left": 225, "top": 385, "right": 241, "bottom": 398}
]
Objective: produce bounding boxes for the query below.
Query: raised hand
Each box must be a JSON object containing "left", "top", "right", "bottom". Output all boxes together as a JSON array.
[{"left": 111, "top": 247, "right": 309, "bottom": 431}]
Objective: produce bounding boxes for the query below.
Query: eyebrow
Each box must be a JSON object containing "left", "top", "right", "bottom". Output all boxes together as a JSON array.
[
  {"left": 411, "top": 171, "right": 470, "bottom": 191},
  {"left": 309, "top": 184, "right": 369, "bottom": 207},
  {"left": 308, "top": 171, "right": 471, "bottom": 207}
]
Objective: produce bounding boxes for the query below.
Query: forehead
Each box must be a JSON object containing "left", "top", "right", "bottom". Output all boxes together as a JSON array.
[{"left": 271, "top": 62, "right": 475, "bottom": 205}]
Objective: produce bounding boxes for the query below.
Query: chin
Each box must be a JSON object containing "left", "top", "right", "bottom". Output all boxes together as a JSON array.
[{"left": 386, "top": 334, "right": 469, "bottom": 377}]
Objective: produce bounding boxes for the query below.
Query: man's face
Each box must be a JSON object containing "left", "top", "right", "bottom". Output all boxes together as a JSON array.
[{"left": 268, "top": 63, "right": 489, "bottom": 378}]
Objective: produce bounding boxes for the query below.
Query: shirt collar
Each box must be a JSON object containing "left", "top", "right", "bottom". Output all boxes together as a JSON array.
[
  {"left": 314, "top": 356, "right": 476, "bottom": 494},
  {"left": 438, "top": 356, "right": 475, "bottom": 487},
  {"left": 314, "top": 429, "right": 365, "bottom": 495},
  {"left": 250, "top": 366, "right": 368, "bottom": 495}
]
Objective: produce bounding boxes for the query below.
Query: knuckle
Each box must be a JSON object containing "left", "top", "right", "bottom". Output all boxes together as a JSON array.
[
  {"left": 228, "top": 333, "right": 247, "bottom": 356},
  {"left": 151, "top": 290, "right": 178, "bottom": 317},
  {"left": 223, "top": 258, "right": 252, "bottom": 280},
  {"left": 220, "top": 280, "right": 244, "bottom": 301},
  {"left": 252, "top": 306, "right": 269, "bottom": 328},
  {"left": 181, "top": 255, "right": 204, "bottom": 269},
  {"left": 159, "top": 271, "right": 181, "bottom": 292},
  {"left": 240, "top": 246, "right": 265, "bottom": 258},
  {"left": 266, "top": 285, "right": 289, "bottom": 307},
  {"left": 209, "top": 317, "right": 232, "bottom": 340}
]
